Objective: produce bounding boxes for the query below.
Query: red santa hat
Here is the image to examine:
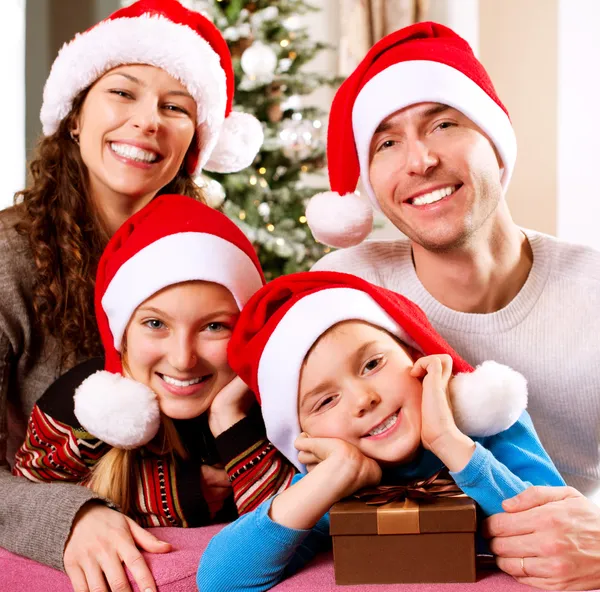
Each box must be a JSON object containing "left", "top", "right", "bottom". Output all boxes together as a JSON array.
[
  {"left": 40, "top": 0, "right": 262, "bottom": 174},
  {"left": 74, "top": 194, "right": 265, "bottom": 449},
  {"left": 228, "top": 271, "right": 527, "bottom": 472},
  {"left": 306, "top": 22, "right": 517, "bottom": 248}
]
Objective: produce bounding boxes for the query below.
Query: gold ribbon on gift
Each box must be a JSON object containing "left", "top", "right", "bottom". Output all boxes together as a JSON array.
[
  {"left": 353, "top": 468, "right": 465, "bottom": 534},
  {"left": 353, "top": 467, "right": 463, "bottom": 505}
]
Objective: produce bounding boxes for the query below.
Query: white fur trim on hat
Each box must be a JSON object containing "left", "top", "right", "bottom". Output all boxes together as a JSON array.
[
  {"left": 305, "top": 191, "right": 374, "bottom": 248},
  {"left": 74, "top": 371, "right": 160, "bottom": 449},
  {"left": 40, "top": 14, "right": 226, "bottom": 173},
  {"left": 352, "top": 60, "right": 517, "bottom": 211},
  {"left": 204, "top": 111, "right": 264, "bottom": 173},
  {"left": 102, "top": 232, "right": 263, "bottom": 350},
  {"left": 450, "top": 361, "right": 528, "bottom": 437},
  {"left": 258, "top": 287, "right": 419, "bottom": 473}
]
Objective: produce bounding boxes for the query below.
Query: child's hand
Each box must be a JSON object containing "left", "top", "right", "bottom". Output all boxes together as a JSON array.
[
  {"left": 269, "top": 434, "right": 382, "bottom": 530},
  {"left": 207, "top": 376, "right": 255, "bottom": 436},
  {"left": 412, "top": 354, "right": 475, "bottom": 472},
  {"left": 412, "top": 354, "right": 455, "bottom": 451},
  {"left": 294, "top": 433, "right": 382, "bottom": 500}
]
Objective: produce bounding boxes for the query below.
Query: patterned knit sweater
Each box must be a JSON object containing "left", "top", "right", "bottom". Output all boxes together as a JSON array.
[
  {"left": 313, "top": 229, "right": 600, "bottom": 501},
  {"left": 0, "top": 205, "right": 293, "bottom": 570},
  {"left": 12, "top": 358, "right": 295, "bottom": 527}
]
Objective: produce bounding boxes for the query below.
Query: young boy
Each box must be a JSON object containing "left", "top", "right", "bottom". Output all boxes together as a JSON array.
[{"left": 197, "top": 271, "right": 565, "bottom": 591}]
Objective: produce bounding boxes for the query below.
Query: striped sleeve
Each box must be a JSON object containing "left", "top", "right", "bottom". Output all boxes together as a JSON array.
[
  {"left": 214, "top": 406, "right": 297, "bottom": 515},
  {"left": 225, "top": 439, "right": 296, "bottom": 514},
  {"left": 12, "top": 403, "right": 105, "bottom": 484}
]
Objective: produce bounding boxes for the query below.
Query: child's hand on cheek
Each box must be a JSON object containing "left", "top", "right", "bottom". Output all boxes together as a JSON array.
[
  {"left": 294, "top": 433, "right": 381, "bottom": 500},
  {"left": 207, "top": 376, "right": 255, "bottom": 436},
  {"left": 411, "top": 355, "right": 475, "bottom": 472}
]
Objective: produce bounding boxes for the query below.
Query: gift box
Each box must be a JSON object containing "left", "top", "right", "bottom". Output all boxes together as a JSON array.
[{"left": 329, "top": 495, "right": 477, "bottom": 585}]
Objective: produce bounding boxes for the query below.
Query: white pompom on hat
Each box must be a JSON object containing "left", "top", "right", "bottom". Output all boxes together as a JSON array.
[
  {"left": 40, "top": 0, "right": 263, "bottom": 175},
  {"left": 306, "top": 21, "right": 517, "bottom": 248},
  {"left": 74, "top": 194, "right": 265, "bottom": 448},
  {"left": 228, "top": 271, "right": 527, "bottom": 472}
]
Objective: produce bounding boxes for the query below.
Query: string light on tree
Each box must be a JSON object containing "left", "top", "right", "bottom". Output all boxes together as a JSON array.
[{"left": 257, "top": 202, "right": 271, "bottom": 218}]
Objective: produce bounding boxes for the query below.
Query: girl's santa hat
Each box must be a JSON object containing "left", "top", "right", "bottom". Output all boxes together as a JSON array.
[
  {"left": 41, "top": 0, "right": 262, "bottom": 174},
  {"left": 74, "top": 194, "right": 265, "bottom": 449},
  {"left": 228, "top": 271, "right": 527, "bottom": 472},
  {"left": 306, "top": 22, "right": 517, "bottom": 248}
]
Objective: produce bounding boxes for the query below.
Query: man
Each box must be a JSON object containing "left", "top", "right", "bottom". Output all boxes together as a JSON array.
[{"left": 309, "top": 22, "right": 600, "bottom": 590}]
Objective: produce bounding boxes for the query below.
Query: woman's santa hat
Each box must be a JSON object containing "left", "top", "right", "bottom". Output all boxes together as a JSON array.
[
  {"left": 74, "top": 194, "right": 265, "bottom": 449},
  {"left": 228, "top": 271, "right": 527, "bottom": 473},
  {"left": 41, "top": 0, "right": 262, "bottom": 174},
  {"left": 306, "top": 22, "right": 517, "bottom": 248}
]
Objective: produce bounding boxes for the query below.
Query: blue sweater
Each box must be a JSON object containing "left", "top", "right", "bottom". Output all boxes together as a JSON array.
[{"left": 197, "top": 411, "right": 564, "bottom": 591}]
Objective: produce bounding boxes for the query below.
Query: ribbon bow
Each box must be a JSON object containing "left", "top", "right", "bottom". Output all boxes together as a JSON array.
[{"left": 353, "top": 468, "right": 464, "bottom": 506}]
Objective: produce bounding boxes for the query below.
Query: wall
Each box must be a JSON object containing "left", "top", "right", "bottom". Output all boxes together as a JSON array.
[
  {"left": 1, "top": 0, "right": 26, "bottom": 209},
  {"left": 557, "top": 0, "right": 600, "bottom": 248},
  {"left": 479, "top": 0, "right": 558, "bottom": 236},
  {"left": 25, "top": 0, "right": 120, "bottom": 157}
]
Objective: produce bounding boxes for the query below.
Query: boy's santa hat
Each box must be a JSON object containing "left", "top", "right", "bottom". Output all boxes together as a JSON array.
[
  {"left": 74, "top": 194, "right": 265, "bottom": 449},
  {"left": 306, "top": 22, "right": 517, "bottom": 248},
  {"left": 228, "top": 271, "right": 527, "bottom": 472},
  {"left": 41, "top": 0, "right": 262, "bottom": 174}
]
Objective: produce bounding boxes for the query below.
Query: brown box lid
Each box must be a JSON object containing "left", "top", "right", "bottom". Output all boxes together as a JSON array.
[{"left": 330, "top": 496, "right": 477, "bottom": 535}]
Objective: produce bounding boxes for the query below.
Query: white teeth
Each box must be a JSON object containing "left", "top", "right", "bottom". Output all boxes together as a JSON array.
[
  {"left": 162, "top": 375, "right": 203, "bottom": 387},
  {"left": 110, "top": 142, "right": 159, "bottom": 163},
  {"left": 411, "top": 185, "right": 456, "bottom": 206},
  {"left": 367, "top": 411, "right": 399, "bottom": 437}
]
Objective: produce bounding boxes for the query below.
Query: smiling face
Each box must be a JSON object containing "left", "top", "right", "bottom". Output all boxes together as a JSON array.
[
  {"left": 123, "top": 281, "right": 238, "bottom": 420},
  {"left": 298, "top": 321, "right": 423, "bottom": 466},
  {"left": 72, "top": 64, "right": 197, "bottom": 217},
  {"left": 368, "top": 102, "right": 503, "bottom": 251}
]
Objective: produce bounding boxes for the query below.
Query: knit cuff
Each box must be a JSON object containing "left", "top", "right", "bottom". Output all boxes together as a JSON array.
[{"left": 214, "top": 404, "right": 266, "bottom": 465}]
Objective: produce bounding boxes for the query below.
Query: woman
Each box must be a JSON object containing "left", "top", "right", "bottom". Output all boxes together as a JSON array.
[
  {"left": 13, "top": 192, "right": 296, "bottom": 552},
  {"left": 0, "top": 1, "right": 272, "bottom": 591}
]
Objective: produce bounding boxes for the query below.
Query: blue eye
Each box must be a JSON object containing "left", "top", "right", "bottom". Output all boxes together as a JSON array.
[
  {"left": 145, "top": 319, "right": 165, "bottom": 330},
  {"left": 206, "top": 322, "right": 226, "bottom": 332}
]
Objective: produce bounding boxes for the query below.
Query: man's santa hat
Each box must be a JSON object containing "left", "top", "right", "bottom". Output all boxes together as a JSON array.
[
  {"left": 306, "top": 22, "right": 517, "bottom": 248},
  {"left": 73, "top": 194, "right": 265, "bottom": 449},
  {"left": 228, "top": 271, "right": 527, "bottom": 472},
  {"left": 41, "top": 0, "right": 262, "bottom": 174}
]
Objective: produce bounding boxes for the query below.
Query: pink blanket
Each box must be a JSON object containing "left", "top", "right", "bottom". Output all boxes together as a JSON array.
[{"left": 0, "top": 525, "right": 575, "bottom": 591}]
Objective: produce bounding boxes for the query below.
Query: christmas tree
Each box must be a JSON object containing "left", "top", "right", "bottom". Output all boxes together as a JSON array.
[{"left": 188, "top": 0, "right": 341, "bottom": 279}]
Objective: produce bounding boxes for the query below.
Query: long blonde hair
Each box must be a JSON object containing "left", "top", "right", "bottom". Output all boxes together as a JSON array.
[
  {"left": 86, "top": 346, "right": 188, "bottom": 513},
  {"left": 87, "top": 415, "right": 188, "bottom": 513}
]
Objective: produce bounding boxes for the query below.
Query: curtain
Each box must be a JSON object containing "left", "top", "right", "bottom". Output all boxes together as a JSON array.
[{"left": 338, "top": 0, "right": 428, "bottom": 75}]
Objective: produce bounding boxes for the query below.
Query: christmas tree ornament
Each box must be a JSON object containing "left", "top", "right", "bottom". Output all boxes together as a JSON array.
[
  {"left": 196, "top": 174, "right": 226, "bottom": 209},
  {"left": 241, "top": 41, "right": 277, "bottom": 78},
  {"left": 279, "top": 118, "right": 318, "bottom": 160}
]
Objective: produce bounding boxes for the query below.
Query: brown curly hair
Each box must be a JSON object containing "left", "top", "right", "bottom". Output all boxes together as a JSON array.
[{"left": 14, "top": 87, "right": 205, "bottom": 367}]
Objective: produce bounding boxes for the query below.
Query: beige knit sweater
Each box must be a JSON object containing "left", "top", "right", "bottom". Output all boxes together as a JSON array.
[
  {"left": 0, "top": 205, "right": 102, "bottom": 570},
  {"left": 313, "top": 229, "right": 600, "bottom": 501}
]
